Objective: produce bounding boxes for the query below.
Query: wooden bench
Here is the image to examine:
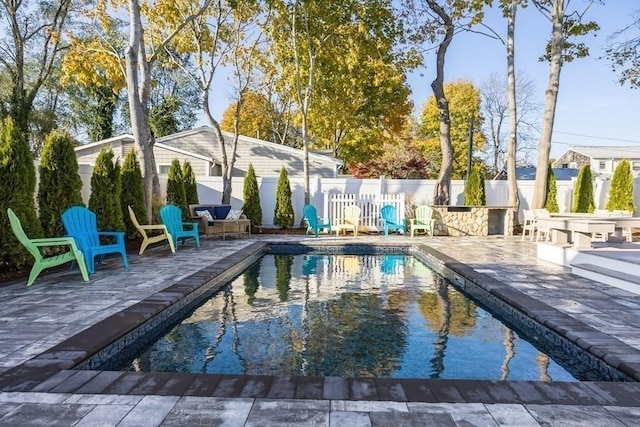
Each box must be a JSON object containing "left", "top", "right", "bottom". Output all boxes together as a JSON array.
[{"left": 536, "top": 218, "right": 615, "bottom": 249}]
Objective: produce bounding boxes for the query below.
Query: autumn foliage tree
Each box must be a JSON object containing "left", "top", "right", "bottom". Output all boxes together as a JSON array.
[
  {"left": 419, "top": 81, "right": 486, "bottom": 179},
  {"left": 348, "top": 142, "right": 432, "bottom": 178},
  {"left": 38, "top": 130, "right": 84, "bottom": 237}
]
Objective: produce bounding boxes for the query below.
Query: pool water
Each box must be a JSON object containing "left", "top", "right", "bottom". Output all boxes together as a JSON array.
[{"left": 124, "top": 254, "right": 578, "bottom": 381}]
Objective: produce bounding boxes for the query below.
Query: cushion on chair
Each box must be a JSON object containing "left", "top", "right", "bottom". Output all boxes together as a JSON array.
[
  {"left": 195, "top": 207, "right": 215, "bottom": 223},
  {"left": 213, "top": 205, "right": 232, "bottom": 219},
  {"left": 226, "top": 208, "right": 243, "bottom": 220}
]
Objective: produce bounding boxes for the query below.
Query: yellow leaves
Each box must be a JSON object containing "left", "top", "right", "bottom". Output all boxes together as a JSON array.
[{"left": 61, "top": 36, "right": 126, "bottom": 91}]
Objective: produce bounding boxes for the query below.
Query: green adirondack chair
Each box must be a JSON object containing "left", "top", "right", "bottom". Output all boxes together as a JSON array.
[{"left": 7, "top": 208, "right": 90, "bottom": 286}]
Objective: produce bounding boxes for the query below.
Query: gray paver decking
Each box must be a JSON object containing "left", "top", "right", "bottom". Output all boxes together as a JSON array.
[{"left": 2, "top": 235, "right": 640, "bottom": 425}]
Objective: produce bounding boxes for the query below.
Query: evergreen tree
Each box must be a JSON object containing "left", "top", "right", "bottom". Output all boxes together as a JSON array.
[
  {"left": 0, "top": 117, "right": 42, "bottom": 267},
  {"left": 572, "top": 165, "right": 595, "bottom": 213},
  {"left": 182, "top": 161, "right": 199, "bottom": 206},
  {"left": 275, "top": 254, "right": 293, "bottom": 302},
  {"left": 37, "top": 130, "right": 84, "bottom": 237},
  {"left": 606, "top": 159, "right": 635, "bottom": 213},
  {"left": 166, "top": 159, "right": 188, "bottom": 220},
  {"left": 273, "top": 166, "right": 294, "bottom": 228},
  {"left": 242, "top": 163, "right": 262, "bottom": 227},
  {"left": 544, "top": 165, "right": 559, "bottom": 213},
  {"left": 464, "top": 166, "right": 485, "bottom": 205},
  {"left": 88, "top": 148, "right": 125, "bottom": 231},
  {"left": 121, "top": 149, "right": 146, "bottom": 238}
]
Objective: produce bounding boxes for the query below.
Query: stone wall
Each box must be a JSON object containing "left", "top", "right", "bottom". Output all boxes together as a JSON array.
[{"left": 432, "top": 206, "right": 515, "bottom": 236}]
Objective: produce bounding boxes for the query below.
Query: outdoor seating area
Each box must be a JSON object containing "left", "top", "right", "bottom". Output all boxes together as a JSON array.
[
  {"left": 189, "top": 204, "right": 250, "bottom": 240},
  {"left": 128, "top": 205, "right": 175, "bottom": 255}
]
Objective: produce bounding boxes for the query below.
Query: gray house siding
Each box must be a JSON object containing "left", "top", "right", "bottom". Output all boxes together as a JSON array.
[{"left": 158, "top": 127, "right": 341, "bottom": 178}]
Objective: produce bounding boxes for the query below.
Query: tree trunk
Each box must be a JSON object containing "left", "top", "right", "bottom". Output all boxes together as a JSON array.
[
  {"left": 126, "top": 0, "right": 161, "bottom": 222},
  {"left": 426, "top": 0, "right": 454, "bottom": 206},
  {"left": 531, "top": 0, "right": 565, "bottom": 209},
  {"left": 506, "top": 0, "right": 520, "bottom": 221},
  {"left": 202, "top": 89, "right": 232, "bottom": 204}
]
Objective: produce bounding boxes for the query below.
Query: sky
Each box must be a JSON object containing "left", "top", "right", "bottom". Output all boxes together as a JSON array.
[
  {"left": 404, "top": 1, "right": 640, "bottom": 160},
  {"left": 204, "top": 2, "right": 639, "bottom": 161}
]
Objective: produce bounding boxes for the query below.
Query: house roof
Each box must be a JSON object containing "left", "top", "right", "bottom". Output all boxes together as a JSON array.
[
  {"left": 494, "top": 167, "right": 579, "bottom": 180},
  {"left": 563, "top": 146, "right": 640, "bottom": 159},
  {"left": 74, "top": 127, "right": 343, "bottom": 168},
  {"left": 74, "top": 133, "right": 214, "bottom": 163},
  {"left": 157, "top": 126, "right": 343, "bottom": 166}
]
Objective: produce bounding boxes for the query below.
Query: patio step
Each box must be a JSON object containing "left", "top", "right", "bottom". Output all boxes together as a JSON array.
[{"left": 571, "top": 263, "right": 640, "bottom": 295}]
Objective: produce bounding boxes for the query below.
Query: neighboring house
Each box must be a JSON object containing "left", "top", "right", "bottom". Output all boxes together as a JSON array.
[
  {"left": 74, "top": 126, "right": 343, "bottom": 179},
  {"left": 493, "top": 167, "right": 580, "bottom": 181},
  {"left": 552, "top": 146, "right": 640, "bottom": 177}
]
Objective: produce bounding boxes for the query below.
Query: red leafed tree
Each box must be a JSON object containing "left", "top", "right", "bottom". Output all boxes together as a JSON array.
[{"left": 348, "top": 143, "right": 432, "bottom": 178}]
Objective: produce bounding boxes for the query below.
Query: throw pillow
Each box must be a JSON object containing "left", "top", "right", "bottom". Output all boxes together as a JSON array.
[
  {"left": 213, "top": 205, "right": 232, "bottom": 219},
  {"left": 226, "top": 208, "right": 242, "bottom": 220},
  {"left": 195, "top": 208, "right": 214, "bottom": 223}
]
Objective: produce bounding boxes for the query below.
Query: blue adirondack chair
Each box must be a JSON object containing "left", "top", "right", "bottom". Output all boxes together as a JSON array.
[
  {"left": 159, "top": 204, "right": 200, "bottom": 249},
  {"left": 380, "top": 205, "right": 405, "bottom": 236},
  {"left": 302, "top": 204, "right": 331, "bottom": 237},
  {"left": 61, "top": 206, "right": 128, "bottom": 274}
]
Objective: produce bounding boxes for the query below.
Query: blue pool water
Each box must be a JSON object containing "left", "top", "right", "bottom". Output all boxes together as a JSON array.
[{"left": 123, "top": 254, "right": 578, "bottom": 381}]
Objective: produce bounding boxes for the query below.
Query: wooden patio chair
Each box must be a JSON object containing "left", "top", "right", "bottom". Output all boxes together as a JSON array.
[
  {"left": 128, "top": 206, "right": 175, "bottom": 255},
  {"left": 334, "top": 205, "right": 361, "bottom": 237},
  {"left": 7, "top": 208, "right": 89, "bottom": 286},
  {"left": 521, "top": 209, "right": 537, "bottom": 241},
  {"left": 61, "top": 206, "right": 128, "bottom": 274},
  {"left": 380, "top": 204, "right": 405, "bottom": 236},
  {"left": 302, "top": 204, "right": 331, "bottom": 237},
  {"left": 159, "top": 204, "right": 200, "bottom": 250},
  {"left": 409, "top": 205, "right": 435, "bottom": 237}
]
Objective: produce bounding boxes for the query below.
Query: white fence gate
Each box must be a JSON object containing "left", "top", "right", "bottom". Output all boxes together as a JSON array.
[{"left": 326, "top": 193, "right": 405, "bottom": 232}]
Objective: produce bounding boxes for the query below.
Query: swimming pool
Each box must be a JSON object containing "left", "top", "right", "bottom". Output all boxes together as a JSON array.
[{"left": 120, "top": 253, "right": 587, "bottom": 381}]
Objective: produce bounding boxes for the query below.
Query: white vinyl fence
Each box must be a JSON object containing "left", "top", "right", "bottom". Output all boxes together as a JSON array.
[{"left": 76, "top": 174, "right": 640, "bottom": 228}]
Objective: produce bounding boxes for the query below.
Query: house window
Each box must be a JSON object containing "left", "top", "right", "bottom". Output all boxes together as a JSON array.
[
  {"left": 569, "top": 162, "right": 577, "bottom": 169},
  {"left": 633, "top": 161, "right": 640, "bottom": 171},
  {"left": 561, "top": 163, "right": 569, "bottom": 168},
  {"left": 598, "top": 161, "right": 606, "bottom": 170},
  {"left": 159, "top": 164, "right": 171, "bottom": 175}
]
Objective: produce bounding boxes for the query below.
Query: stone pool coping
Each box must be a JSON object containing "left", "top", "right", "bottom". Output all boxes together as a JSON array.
[{"left": 2, "top": 241, "right": 640, "bottom": 406}]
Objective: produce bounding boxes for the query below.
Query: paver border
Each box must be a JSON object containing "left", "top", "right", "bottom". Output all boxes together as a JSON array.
[{"left": 2, "top": 241, "right": 640, "bottom": 406}]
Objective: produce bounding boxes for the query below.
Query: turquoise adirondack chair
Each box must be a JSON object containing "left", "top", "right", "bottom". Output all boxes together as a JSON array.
[
  {"left": 380, "top": 205, "right": 405, "bottom": 236},
  {"left": 302, "top": 204, "right": 331, "bottom": 237},
  {"left": 159, "top": 204, "right": 200, "bottom": 249},
  {"left": 61, "top": 206, "right": 128, "bottom": 274},
  {"left": 7, "top": 208, "right": 90, "bottom": 286},
  {"left": 410, "top": 205, "right": 435, "bottom": 237}
]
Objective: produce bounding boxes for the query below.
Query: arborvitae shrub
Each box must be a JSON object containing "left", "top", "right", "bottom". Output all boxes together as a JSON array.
[
  {"left": 88, "top": 148, "right": 125, "bottom": 231},
  {"left": 464, "top": 166, "right": 486, "bottom": 205},
  {"left": 606, "top": 159, "right": 635, "bottom": 213},
  {"left": 166, "top": 159, "right": 188, "bottom": 220},
  {"left": 273, "top": 166, "right": 294, "bottom": 228},
  {"left": 242, "top": 163, "right": 262, "bottom": 227},
  {"left": 38, "top": 130, "right": 84, "bottom": 237},
  {"left": 0, "top": 117, "right": 42, "bottom": 268},
  {"left": 182, "top": 161, "right": 199, "bottom": 206},
  {"left": 544, "top": 165, "right": 559, "bottom": 213},
  {"left": 572, "top": 165, "right": 595, "bottom": 213},
  {"left": 121, "top": 149, "right": 146, "bottom": 238},
  {"left": 275, "top": 254, "right": 293, "bottom": 302}
]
